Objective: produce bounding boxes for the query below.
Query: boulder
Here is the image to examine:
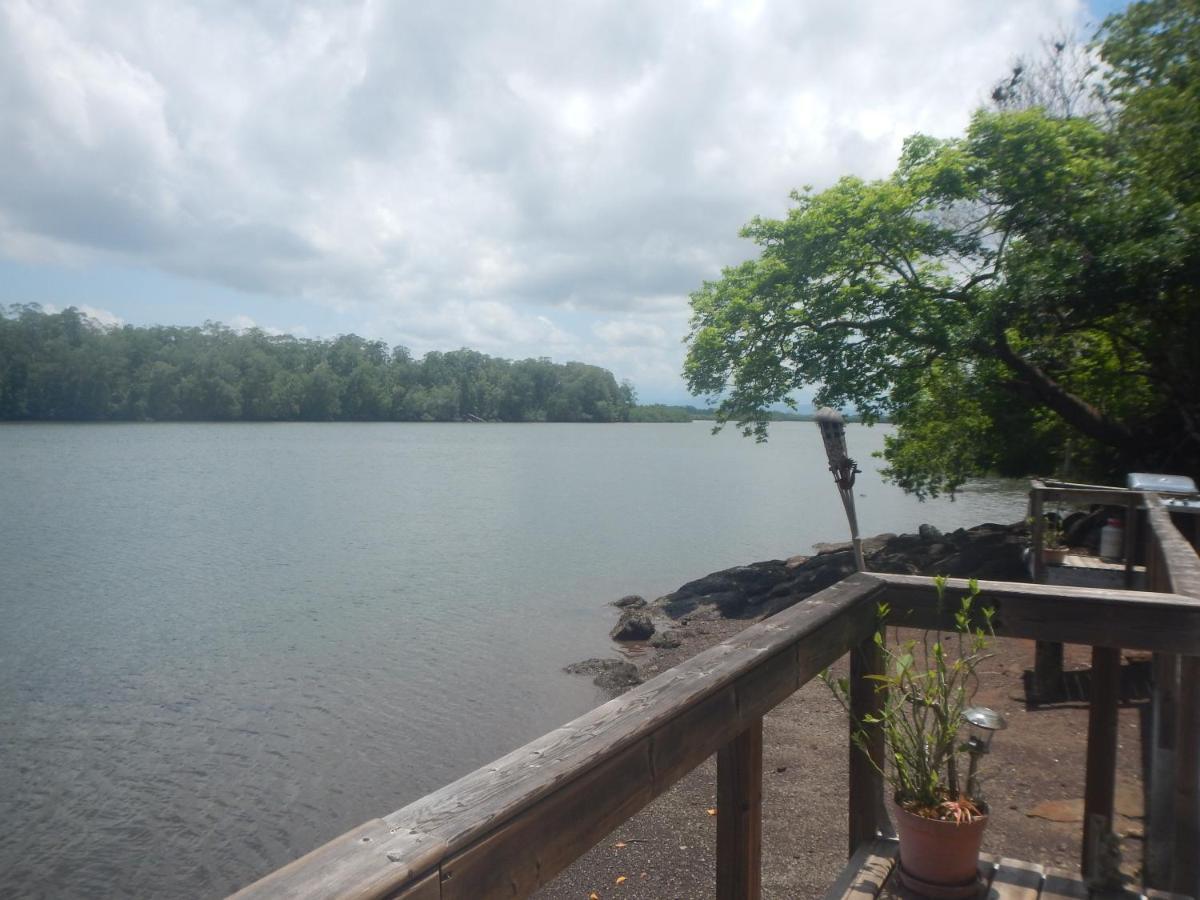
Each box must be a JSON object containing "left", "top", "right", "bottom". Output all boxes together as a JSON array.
[
  {"left": 612, "top": 594, "right": 647, "bottom": 609},
  {"left": 639, "top": 521, "right": 1031, "bottom": 623},
  {"left": 564, "top": 658, "right": 642, "bottom": 694},
  {"left": 649, "top": 630, "right": 681, "bottom": 649},
  {"left": 611, "top": 609, "right": 655, "bottom": 641}
]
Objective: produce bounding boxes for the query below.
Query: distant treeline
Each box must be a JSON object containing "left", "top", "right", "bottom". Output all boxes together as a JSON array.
[{"left": 0, "top": 305, "right": 638, "bottom": 423}]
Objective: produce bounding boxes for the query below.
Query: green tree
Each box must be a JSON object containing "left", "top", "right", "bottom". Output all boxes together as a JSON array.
[{"left": 685, "top": 0, "right": 1200, "bottom": 496}]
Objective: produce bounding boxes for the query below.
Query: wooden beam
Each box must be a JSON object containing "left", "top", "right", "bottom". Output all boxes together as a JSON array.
[
  {"left": 1145, "top": 496, "right": 1200, "bottom": 599},
  {"left": 1146, "top": 652, "right": 1179, "bottom": 889},
  {"left": 1031, "top": 486, "right": 1046, "bottom": 583},
  {"left": 1081, "top": 646, "right": 1120, "bottom": 882},
  {"left": 872, "top": 574, "right": 1200, "bottom": 654},
  {"left": 1144, "top": 495, "right": 1200, "bottom": 898},
  {"left": 821, "top": 839, "right": 898, "bottom": 900},
  {"left": 231, "top": 574, "right": 883, "bottom": 899},
  {"left": 716, "top": 718, "right": 763, "bottom": 900},
  {"left": 1172, "top": 656, "right": 1199, "bottom": 898},
  {"left": 1036, "top": 484, "right": 1140, "bottom": 508},
  {"left": 848, "top": 635, "right": 886, "bottom": 853}
]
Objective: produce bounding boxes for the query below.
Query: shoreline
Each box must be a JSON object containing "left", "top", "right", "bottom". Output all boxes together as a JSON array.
[
  {"left": 569, "top": 519, "right": 1031, "bottom": 698},
  {"left": 550, "top": 518, "right": 1149, "bottom": 898}
]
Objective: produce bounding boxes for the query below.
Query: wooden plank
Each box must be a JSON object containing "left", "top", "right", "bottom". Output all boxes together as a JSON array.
[
  {"left": 872, "top": 574, "right": 1200, "bottom": 654},
  {"left": 228, "top": 819, "right": 411, "bottom": 900},
  {"left": 716, "top": 718, "right": 763, "bottom": 900},
  {"left": 1031, "top": 487, "right": 1047, "bottom": 583},
  {"left": 849, "top": 634, "right": 887, "bottom": 853},
  {"left": 821, "top": 838, "right": 898, "bottom": 900},
  {"left": 1082, "top": 646, "right": 1121, "bottom": 881},
  {"left": 437, "top": 740, "right": 653, "bottom": 898},
  {"left": 1146, "top": 653, "right": 1179, "bottom": 890},
  {"left": 1125, "top": 497, "right": 1139, "bottom": 588},
  {"left": 388, "top": 869, "right": 440, "bottom": 900},
  {"left": 1146, "top": 497, "right": 1200, "bottom": 599},
  {"left": 232, "top": 573, "right": 883, "bottom": 899},
  {"left": 1171, "top": 655, "right": 1199, "bottom": 898},
  {"left": 1040, "top": 866, "right": 1090, "bottom": 899},
  {"left": 987, "top": 856, "right": 1044, "bottom": 900},
  {"left": 1037, "top": 486, "right": 1140, "bottom": 508}
]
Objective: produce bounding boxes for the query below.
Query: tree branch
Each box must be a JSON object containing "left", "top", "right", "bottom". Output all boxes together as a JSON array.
[{"left": 991, "top": 330, "right": 1135, "bottom": 451}]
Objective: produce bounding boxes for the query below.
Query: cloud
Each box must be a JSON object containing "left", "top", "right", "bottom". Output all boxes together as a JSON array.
[
  {"left": 0, "top": 0, "right": 1087, "bottom": 398},
  {"left": 41, "top": 302, "right": 123, "bottom": 328}
]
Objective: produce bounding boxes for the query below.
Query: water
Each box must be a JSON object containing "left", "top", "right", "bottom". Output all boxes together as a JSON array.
[{"left": 0, "top": 422, "right": 1027, "bottom": 897}]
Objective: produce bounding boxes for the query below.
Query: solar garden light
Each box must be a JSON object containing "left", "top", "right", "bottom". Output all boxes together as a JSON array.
[
  {"left": 962, "top": 706, "right": 1007, "bottom": 798},
  {"left": 815, "top": 407, "right": 865, "bottom": 571}
]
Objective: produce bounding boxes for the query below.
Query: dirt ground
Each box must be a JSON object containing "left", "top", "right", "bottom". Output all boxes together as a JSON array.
[{"left": 540, "top": 608, "right": 1150, "bottom": 900}]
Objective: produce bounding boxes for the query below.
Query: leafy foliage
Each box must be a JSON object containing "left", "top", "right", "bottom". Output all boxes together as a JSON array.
[
  {"left": 824, "top": 578, "right": 995, "bottom": 818},
  {"left": 685, "top": 0, "right": 1200, "bottom": 496},
  {"left": 0, "top": 305, "right": 634, "bottom": 423}
]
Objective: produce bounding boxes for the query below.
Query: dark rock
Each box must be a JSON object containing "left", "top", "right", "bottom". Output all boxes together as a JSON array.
[
  {"left": 642, "top": 520, "right": 1032, "bottom": 624},
  {"left": 613, "top": 594, "right": 647, "bottom": 609},
  {"left": 919, "top": 523, "right": 943, "bottom": 541},
  {"left": 650, "top": 630, "right": 681, "bottom": 649},
  {"left": 564, "top": 658, "right": 642, "bottom": 694},
  {"left": 660, "top": 595, "right": 699, "bottom": 619},
  {"left": 611, "top": 609, "right": 655, "bottom": 641}
]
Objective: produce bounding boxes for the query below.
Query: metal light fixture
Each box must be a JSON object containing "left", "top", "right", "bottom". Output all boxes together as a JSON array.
[
  {"left": 815, "top": 407, "right": 865, "bottom": 571},
  {"left": 962, "top": 706, "right": 1007, "bottom": 798}
]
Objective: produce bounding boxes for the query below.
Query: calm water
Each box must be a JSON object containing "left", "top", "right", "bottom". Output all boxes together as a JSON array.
[{"left": 0, "top": 423, "right": 1026, "bottom": 897}]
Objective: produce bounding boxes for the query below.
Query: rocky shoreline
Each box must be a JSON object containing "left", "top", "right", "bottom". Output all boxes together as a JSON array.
[{"left": 567, "top": 520, "right": 1031, "bottom": 694}]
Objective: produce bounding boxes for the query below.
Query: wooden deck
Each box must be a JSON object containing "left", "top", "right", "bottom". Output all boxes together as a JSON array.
[
  {"left": 231, "top": 491, "right": 1200, "bottom": 900},
  {"left": 826, "top": 840, "right": 1190, "bottom": 900}
]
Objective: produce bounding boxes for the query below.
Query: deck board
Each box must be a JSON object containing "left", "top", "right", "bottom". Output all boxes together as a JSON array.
[{"left": 829, "top": 844, "right": 1194, "bottom": 899}]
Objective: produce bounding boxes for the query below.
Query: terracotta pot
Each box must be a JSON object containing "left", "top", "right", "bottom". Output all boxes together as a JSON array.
[
  {"left": 892, "top": 798, "right": 988, "bottom": 899},
  {"left": 1042, "top": 547, "right": 1069, "bottom": 565}
]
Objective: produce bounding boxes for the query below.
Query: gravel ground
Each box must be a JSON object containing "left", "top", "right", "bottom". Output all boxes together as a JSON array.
[{"left": 540, "top": 607, "right": 1149, "bottom": 900}]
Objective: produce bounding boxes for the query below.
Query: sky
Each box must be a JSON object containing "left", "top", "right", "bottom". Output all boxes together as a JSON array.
[{"left": 0, "top": 0, "right": 1126, "bottom": 403}]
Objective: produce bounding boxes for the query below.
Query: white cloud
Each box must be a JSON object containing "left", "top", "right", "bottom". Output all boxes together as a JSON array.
[
  {"left": 0, "top": 0, "right": 1087, "bottom": 399},
  {"left": 40, "top": 302, "right": 124, "bottom": 328}
]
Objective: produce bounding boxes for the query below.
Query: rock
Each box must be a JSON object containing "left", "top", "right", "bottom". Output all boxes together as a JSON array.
[
  {"left": 650, "top": 630, "right": 681, "bottom": 649},
  {"left": 613, "top": 594, "right": 647, "bottom": 609},
  {"left": 564, "top": 658, "right": 642, "bottom": 694},
  {"left": 611, "top": 609, "right": 655, "bottom": 641},
  {"left": 634, "top": 520, "right": 1031, "bottom": 627}
]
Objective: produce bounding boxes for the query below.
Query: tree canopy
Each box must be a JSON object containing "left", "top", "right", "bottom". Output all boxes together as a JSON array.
[
  {"left": 0, "top": 305, "right": 635, "bottom": 424},
  {"left": 684, "top": 0, "right": 1200, "bottom": 497}
]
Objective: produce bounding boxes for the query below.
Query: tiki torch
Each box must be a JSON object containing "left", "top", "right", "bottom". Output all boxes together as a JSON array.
[{"left": 815, "top": 407, "right": 865, "bottom": 571}]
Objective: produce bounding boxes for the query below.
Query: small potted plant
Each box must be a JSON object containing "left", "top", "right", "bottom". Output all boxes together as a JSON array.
[
  {"left": 1041, "top": 518, "right": 1069, "bottom": 565},
  {"left": 825, "top": 578, "right": 998, "bottom": 898}
]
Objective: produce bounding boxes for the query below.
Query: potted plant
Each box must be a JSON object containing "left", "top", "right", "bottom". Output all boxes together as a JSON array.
[
  {"left": 1041, "top": 518, "right": 1069, "bottom": 565},
  {"left": 825, "top": 577, "right": 997, "bottom": 898}
]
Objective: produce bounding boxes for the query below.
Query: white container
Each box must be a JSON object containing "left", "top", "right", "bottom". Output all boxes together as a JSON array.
[{"left": 1099, "top": 517, "right": 1124, "bottom": 559}]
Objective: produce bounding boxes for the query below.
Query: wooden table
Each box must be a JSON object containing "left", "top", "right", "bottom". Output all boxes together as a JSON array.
[{"left": 825, "top": 840, "right": 1190, "bottom": 900}]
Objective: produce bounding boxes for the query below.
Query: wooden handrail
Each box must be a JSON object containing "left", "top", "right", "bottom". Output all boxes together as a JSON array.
[
  {"left": 233, "top": 568, "right": 1200, "bottom": 899},
  {"left": 232, "top": 574, "right": 883, "bottom": 899},
  {"left": 1142, "top": 494, "right": 1200, "bottom": 896}
]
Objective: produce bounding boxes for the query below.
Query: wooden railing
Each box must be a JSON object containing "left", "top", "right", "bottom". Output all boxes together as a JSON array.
[
  {"left": 234, "top": 506, "right": 1200, "bottom": 900},
  {"left": 1143, "top": 495, "right": 1200, "bottom": 893}
]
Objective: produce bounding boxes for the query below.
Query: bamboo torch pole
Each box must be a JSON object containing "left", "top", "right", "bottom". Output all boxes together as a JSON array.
[{"left": 815, "top": 408, "right": 865, "bottom": 572}]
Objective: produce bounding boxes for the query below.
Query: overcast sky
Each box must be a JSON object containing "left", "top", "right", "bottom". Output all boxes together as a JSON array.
[{"left": 0, "top": 0, "right": 1123, "bottom": 402}]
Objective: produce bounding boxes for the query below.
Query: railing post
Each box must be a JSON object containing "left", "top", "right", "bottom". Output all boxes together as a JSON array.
[
  {"left": 716, "top": 717, "right": 762, "bottom": 900},
  {"left": 1082, "top": 645, "right": 1121, "bottom": 884},
  {"left": 1030, "top": 486, "right": 1064, "bottom": 700},
  {"left": 1172, "top": 656, "right": 1199, "bottom": 897},
  {"left": 1146, "top": 652, "right": 1179, "bottom": 888},
  {"left": 849, "top": 636, "right": 887, "bottom": 853}
]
